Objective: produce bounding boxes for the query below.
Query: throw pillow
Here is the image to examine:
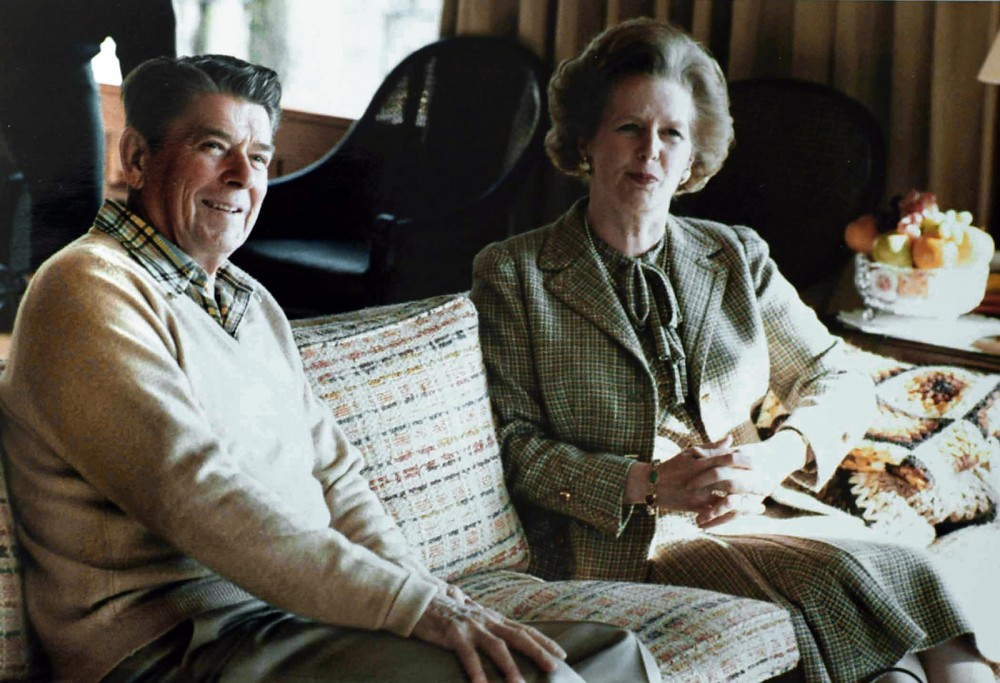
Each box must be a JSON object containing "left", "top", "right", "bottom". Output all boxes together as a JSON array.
[
  {"left": 291, "top": 294, "right": 530, "bottom": 580},
  {"left": 757, "top": 346, "right": 999, "bottom": 544}
]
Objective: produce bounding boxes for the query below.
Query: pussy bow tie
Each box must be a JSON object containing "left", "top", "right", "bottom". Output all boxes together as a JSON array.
[{"left": 624, "top": 260, "right": 688, "bottom": 403}]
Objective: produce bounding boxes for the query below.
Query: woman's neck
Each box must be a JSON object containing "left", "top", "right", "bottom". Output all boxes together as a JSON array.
[{"left": 586, "top": 200, "right": 670, "bottom": 257}]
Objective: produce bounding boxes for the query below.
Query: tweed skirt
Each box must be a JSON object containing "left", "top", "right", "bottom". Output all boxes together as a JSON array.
[{"left": 648, "top": 516, "right": 979, "bottom": 683}]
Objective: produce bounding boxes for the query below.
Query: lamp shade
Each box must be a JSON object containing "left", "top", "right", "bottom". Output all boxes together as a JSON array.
[{"left": 980, "top": 30, "right": 1000, "bottom": 83}]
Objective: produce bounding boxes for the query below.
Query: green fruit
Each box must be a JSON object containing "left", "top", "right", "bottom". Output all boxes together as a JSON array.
[{"left": 872, "top": 233, "right": 913, "bottom": 267}]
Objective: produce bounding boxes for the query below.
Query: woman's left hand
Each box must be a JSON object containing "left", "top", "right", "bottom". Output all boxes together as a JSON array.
[{"left": 685, "top": 430, "right": 808, "bottom": 529}]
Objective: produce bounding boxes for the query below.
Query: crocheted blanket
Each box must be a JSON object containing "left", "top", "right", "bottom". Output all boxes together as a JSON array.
[{"left": 758, "top": 346, "right": 999, "bottom": 546}]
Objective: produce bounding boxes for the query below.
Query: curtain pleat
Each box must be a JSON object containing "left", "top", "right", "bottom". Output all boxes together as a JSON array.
[
  {"left": 928, "top": 4, "right": 996, "bottom": 217},
  {"left": 888, "top": 3, "right": 935, "bottom": 200},
  {"left": 689, "top": 0, "right": 714, "bottom": 45},
  {"left": 790, "top": 2, "right": 835, "bottom": 84},
  {"left": 517, "top": 0, "right": 552, "bottom": 58},
  {"left": 440, "top": 0, "right": 1000, "bottom": 236}
]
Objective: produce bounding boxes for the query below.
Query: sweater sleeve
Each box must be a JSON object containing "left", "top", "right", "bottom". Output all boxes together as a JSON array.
[
  {"left": 471, "top": 242, "right": 636, "bottom": 538},
  {"left": 734, "top": 226, "right": 876, "bottom": 488},
  {"left": 3, "top": 246, "right": 437, "bottom": 636},
  {"left": 299, "top": 380, "right": 447, "bottom": 590}
]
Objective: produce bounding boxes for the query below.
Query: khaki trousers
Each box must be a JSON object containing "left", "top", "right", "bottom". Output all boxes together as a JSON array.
[{"left": 103, "top": 600, "right": 661, "bottom": 683}]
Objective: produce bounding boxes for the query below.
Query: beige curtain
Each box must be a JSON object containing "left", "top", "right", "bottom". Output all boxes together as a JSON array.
[{"left": 441, "top": 0, "right": 1000, "bottom": 236}]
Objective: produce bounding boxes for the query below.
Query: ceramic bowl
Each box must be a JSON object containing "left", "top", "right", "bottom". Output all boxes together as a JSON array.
[{"left": 854, "top": 229, "right": 992, "bottom": 318}]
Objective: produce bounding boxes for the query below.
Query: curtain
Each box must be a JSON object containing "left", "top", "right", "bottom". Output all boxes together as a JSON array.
[{"left": 441, "top": 0, "right": 1000, "bottom": 236}]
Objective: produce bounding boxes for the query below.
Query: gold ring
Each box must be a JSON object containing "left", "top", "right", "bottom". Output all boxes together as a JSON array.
[{"left": 710, "top": 489, "right": 727, "bottom": 498}]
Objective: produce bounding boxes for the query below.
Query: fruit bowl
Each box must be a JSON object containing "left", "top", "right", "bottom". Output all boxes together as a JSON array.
[{"left": 854, "top": 227, "right": 993, "bottom": 318}]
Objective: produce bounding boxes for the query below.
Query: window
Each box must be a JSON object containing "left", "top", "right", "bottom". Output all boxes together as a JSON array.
[{"left": 93, "top": 0, "right": 443, "bottom": 119}]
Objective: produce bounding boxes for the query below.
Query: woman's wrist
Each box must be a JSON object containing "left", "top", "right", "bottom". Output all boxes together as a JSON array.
[
  {"left": 624, "top": 461, "right": 654, "bottom": 505},
  {"left": 773, "top": 428, "right": 810, "bottom": 472}
]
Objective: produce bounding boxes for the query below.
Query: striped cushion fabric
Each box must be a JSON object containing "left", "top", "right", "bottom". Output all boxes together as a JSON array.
[
  {"left": 455, "top": 569, "right": 799, "bottom": 682},
  {"left": 291, "top": 294, "right": 530, "bottom": 580},
  {"left": 0, "top": 369, "right": 33, "bottom": 680}
]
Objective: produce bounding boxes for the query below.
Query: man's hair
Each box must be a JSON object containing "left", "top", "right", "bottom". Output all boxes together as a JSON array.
[{"left": 121, "top": 54, "right": 282, "bottom": 149}]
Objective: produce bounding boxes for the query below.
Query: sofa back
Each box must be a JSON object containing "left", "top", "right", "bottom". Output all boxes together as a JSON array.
[{"left": 290, "top": 293, "right": 530, "bottom": 579}]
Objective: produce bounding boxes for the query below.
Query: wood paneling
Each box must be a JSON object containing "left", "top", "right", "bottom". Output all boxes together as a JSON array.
[{"left": 98, "top": 83, "right": 351, "bottom": 199}]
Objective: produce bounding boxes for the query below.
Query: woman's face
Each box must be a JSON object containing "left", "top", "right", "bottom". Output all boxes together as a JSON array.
[{"left": 582, "top": 74, "right": 695, "bottom": 222}]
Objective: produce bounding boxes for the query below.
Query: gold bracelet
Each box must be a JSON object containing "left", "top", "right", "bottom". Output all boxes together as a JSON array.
[{"left": 644, "top": 462, "right": 659, "bottom": 517}]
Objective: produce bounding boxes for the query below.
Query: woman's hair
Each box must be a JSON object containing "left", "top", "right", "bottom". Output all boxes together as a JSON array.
[
  {"left": 121, "top": 54, "right": 283, "bottom": 150},
  {"left": 545, "top": 18, "right": 733, "bottom": 194}
]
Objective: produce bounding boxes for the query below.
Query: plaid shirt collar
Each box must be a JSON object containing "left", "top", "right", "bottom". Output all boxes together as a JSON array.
[{"left": 93, "top": 199, "right": 255, "bottom": 336}]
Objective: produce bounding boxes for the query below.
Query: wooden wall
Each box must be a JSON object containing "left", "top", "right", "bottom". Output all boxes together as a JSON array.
[{"left": 98, "top": 84, "right": 351, "bottom": 199}]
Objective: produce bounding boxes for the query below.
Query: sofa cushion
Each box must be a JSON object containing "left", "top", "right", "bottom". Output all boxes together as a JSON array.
[
  {"left": 291, "top": 294, "right": 530, "bottom": 580},
  {"left": 455, "top": 569, "right": 799, "bottom": 682}
]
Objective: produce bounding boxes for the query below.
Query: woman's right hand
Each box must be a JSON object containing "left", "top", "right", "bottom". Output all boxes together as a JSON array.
[{"left": 625, "top": 435, "right": 735, "bottom": 512}]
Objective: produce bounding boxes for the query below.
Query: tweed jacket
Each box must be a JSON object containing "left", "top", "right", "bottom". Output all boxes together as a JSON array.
[{"left": 470, "top": 198, "right": 876, "bottom": 582}]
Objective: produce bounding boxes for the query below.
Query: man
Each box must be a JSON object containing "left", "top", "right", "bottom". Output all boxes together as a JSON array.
[{"left": 0, "top": 55, "right": 659, "bottom": 683}]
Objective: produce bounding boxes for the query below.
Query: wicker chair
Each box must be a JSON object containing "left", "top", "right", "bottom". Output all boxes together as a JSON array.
[
  {"left": 233, "top": 35, "right": 548, "bottom": 318},
  {"left": 675, "top": 78, "right": 885, "bottom": 305}
]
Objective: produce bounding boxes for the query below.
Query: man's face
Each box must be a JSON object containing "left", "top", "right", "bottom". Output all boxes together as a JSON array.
[{"left": 130, "top": 93, "right": 274, "bottom": 276}]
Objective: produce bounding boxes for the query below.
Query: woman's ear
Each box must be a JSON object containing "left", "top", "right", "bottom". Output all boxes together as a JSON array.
[
  {"left": 578, "top": 136, "right": 593, "bottom": 175},
  {"left": 119, "top": 128, "right": 148, "bottom": 191},
  {"left": 680, "top": 155, "right": 694, "bottom": 184}
]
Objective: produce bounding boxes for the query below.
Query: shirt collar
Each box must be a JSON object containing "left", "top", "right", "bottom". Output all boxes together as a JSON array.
[{"left": 93, "top": 199, "right": 255, "bottom": 334}]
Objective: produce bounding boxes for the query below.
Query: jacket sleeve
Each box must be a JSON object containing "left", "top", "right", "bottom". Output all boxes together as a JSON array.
[
  {"left": 471, "top": 242, "right": 636, "bottom": 538},
  {"left": 734, "top": 226, "right": 876, "bottom": 488},
  {"left": 3, "top": 248, "right": 438, "bottom": 636}
]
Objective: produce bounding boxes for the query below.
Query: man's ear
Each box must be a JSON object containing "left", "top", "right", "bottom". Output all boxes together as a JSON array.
[{"left": 119, "top": 127, "right": 149, "bottom": 191}]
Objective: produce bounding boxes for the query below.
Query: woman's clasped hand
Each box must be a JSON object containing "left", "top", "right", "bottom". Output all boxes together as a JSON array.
[{"left": 629, "top": 431, "right": 809, "bottom": 528}]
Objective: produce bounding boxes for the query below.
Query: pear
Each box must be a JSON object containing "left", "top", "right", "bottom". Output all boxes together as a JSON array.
[{"left": 872, "top": 232, "right": 913, "bottom": 268}]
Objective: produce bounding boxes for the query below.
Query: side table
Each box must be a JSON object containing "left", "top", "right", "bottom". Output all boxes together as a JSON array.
[{"left": 820, "top": 256, "right": 1000, "bottom": 373}]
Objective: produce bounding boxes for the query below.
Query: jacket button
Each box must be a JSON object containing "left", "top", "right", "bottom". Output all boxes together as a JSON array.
[{"left": 559, "top": 490, "right": 572, "bottom": 504}]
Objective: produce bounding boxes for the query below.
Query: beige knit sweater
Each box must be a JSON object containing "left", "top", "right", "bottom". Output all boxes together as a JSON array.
[{"left": 0, "top": 230, "right": 439, "bottom": 682}]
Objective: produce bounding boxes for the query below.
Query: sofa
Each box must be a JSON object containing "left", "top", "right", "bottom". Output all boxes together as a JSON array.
[{"left": 0, "top": 292, "right": 998, "bottom": 682}]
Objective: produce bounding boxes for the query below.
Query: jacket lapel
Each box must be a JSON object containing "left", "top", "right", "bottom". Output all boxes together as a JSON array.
[
  {"left": 538, "top": 200, "right": 646, "bottom": 364},
  {"left": 666, "top": 215, "right": 728, "bottom": 396}
]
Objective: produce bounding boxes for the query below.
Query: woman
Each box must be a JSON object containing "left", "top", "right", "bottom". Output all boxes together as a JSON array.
[{"left": 470, "top": 18, "right": 995, "bottom": 683}]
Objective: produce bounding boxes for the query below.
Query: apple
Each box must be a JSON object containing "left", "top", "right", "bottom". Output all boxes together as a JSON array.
[{"left": 844, "top": 214, "right": 879, "bottom": 254}]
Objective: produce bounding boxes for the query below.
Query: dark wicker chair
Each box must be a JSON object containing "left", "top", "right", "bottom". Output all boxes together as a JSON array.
[
  {"left": 233, "top": 35, "right": 548, "bottom": 318},
  {"left": 675, "top": 78, "right": 885, "bottom": 304}
]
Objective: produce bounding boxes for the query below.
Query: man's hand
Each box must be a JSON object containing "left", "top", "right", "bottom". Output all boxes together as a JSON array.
[{"left": 410, "top": 592, "right": 567, "bottom": 683}]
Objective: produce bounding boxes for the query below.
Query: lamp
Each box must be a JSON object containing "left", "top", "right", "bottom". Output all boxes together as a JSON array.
[{"left": 979, "top": 30, "right": 1000, "bottom": 83}]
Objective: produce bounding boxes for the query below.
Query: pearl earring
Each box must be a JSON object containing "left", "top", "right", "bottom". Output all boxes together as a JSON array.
[{"left": 580, "top": 156, "right": 592, "bottom": 175}]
